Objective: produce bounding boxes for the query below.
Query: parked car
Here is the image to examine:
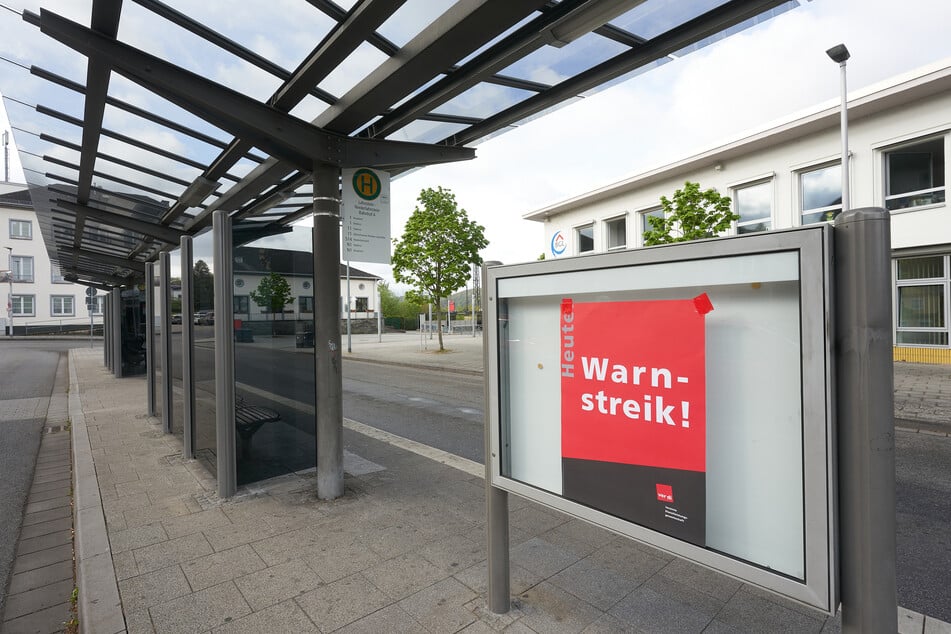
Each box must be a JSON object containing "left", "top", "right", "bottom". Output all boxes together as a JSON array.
[
  {"left": 201, "top": 311, "right": 215, "bottom": 326},
  {"left": 193, "top": 311, "right": 207, "bottom": 325},
  {"left": 171, "top": 314, "right": 182, "bottom": 324}
]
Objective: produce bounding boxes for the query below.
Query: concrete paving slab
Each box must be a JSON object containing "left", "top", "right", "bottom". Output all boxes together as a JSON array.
[
  {"left": 1, "top": 600, "right": 71, "bottom": 634},
  {"left": 3, "top": 577, "right": 75, "bottom": 620},
  {"left": 148, "top": 580, "right": 252, "bottom": 634},
  {"left": 232, "top": 559, "right": 323, "bottom": 611},
  {"left": 6, "top": 557, "right": 73, "bottom": 595},
  {"left": 11, "top": 543, "right": 72, "bottom": 575},
  {"left": 15, "top": 529, "right": 72, "bottom": 557}
]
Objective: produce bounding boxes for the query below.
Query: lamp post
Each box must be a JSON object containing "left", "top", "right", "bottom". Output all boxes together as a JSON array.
[{"left": 826, "top": 43, "right": 851, "bottom": 214}]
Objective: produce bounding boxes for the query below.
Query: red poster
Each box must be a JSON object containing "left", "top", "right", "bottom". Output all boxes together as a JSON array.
[{"left": 560, "top": 295, "right": 712, "bottom": 546}]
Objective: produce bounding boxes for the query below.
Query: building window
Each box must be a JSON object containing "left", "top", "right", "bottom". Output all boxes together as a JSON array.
[
  {"left": 10, "top": 219, "right": 32, "bottom": 240},
  {"left": 10, "top": 255, "right": 34, "bottom": 283},
  {"left": 51, "top": 295, "right": 75, "bottom": 317},
  {"left": 896, "top": 255, "right": 949, "bottom": 347},
  {"left": 90, "top": 296, "right": 105, "bottom": 315},
  {"left": 355, "top": 297, "right": 369, "bottom": 312},
  {"left": 638, "top": 208, "right": 664, "bottom": 246},
  {"left": 604, "top": 216, "right": 627, "bottom": 250},
  {"left": 299, "top": 296, "right": 314, "bottom": 313},
  {"left": 734, "top": 180, "right": 772, "bottom": 234},
  {"left": 800, "top": 163, "right": 842, "bottom": 225},
  {"left": 12, "top": 295, "right": 35, "bottom": 316},
  {"left": 885, "top": 136, "right": 946, "bottom": 211},
  {"left": 233, "top": 295, "right": 250, "bottom": 314},
  {"left": 575, "top": 224, "right": 594, "bottom": 254}
]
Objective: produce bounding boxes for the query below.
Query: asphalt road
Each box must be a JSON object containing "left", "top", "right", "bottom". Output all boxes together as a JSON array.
[{"left": 0, "top": 340, "right": 90, "bottom": 620}]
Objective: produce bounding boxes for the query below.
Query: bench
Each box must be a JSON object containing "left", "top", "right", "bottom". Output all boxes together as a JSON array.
[{"left": 235, "top": 404, "right": 281, "bottom": 459}]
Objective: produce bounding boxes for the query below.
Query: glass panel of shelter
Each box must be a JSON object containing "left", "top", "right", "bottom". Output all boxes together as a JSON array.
[
  {"left": 192, "top": 230, "right": 217, "bottom": 476},
  {"left": 153, "top": 260, "right": 163, "bottom": 420},
  {"left": 232, "top": 223, "right": 316, "bottom": 486},
  {"left": 169, "top": 246, "right": 184, "bottom": 436}
]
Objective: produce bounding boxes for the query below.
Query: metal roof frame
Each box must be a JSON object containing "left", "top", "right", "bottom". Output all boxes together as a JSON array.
[{"left": 3, "top": 0, "right": 803, "bottom": 287}]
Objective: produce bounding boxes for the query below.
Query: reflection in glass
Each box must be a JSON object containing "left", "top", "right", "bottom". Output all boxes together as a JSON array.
[
  {"left": 576, "top": 224, "right": 594, "bottom": 253},
  {"left": 153, "top": 264, "right": 163, "bottom": 419},
  {"left": 735, "top": 181, "right": 771, "bottom": 233},
  {"left": 120, "top": 288, "right": 147, "bottom": 376},
  {"left": 233, "top": 224, "right": 316, "bottom": 485},
  {"left": 800, "top": 164, "right": 841, "bottom": 224},
  {"left": 169, "top": 248, "right": 184, "bottom": 436},
  {"left": 192, "top": 231, "right": 217, "bottom": 477}
]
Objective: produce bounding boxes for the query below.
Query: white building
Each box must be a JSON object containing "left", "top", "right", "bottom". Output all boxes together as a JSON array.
[
  {"left": 526, "top": 61, "right": 951, "bottom": 364},
  {"left": 0, "top": 181, "right": 104, "bottom": 334}
]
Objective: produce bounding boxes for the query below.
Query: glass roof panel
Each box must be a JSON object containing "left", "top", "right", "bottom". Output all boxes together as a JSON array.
[
  {"left": 316, "top": 42, "right": 389, "bottom": 100},
  {"left": 436, "top": 83, "right": 535, "bottom": 120},
  {"left": 610, "top": 0, "right": 730, "bottom": 40},
  {"left": 383, "top": 119, "right": 467, "bottom": 145},
  {"left": 500, "top": 31, "right": 629, "bottom": 85}
]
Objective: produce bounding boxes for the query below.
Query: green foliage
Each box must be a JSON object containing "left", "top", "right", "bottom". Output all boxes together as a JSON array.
[
  {"left": 379, "top": 281, "right": 424, "bottom": 327},
  {"left": 193, "top": 260, "right": 214, "bottom": 311},
  {"left": 249, "top": 272, "right": 294, "bottom": 319},
  {"left": 392, "top": 187, "right": 488, "bottom": 350},
  {"left": 643, "top": 181, "right": 739, "bottom": 246}
]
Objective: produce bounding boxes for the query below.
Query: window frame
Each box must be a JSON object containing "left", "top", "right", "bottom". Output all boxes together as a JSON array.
[
  {"left": 10, "top": 255, "right": 34, "bottom": 283},
  {"left": 355, "top": 296, "right": 369, "bottom": 312},
  {"left": 602, "top": 214, "right": 628, "bottom": 251},
  {"left": 731, "top": 176, "right": 774, "bottom": 235},
  {"left": 573, "top": 222, "right": 595, "bottom": 255},
  {"left": 233, "top": 295, "right": 250, "bottom": 314},
  {"left": 51, "top": 295, "right": 75, "bottom": 317},
  {"left": 9, "top": 219, "right": 32, "bottom": 240},
  {"left": 12, "top": 294, "right": 35, "bottom": 317},
  {"left": 90, "top": 295, "right": 105, "bottom": 315},
  {"left": 635, "top": 205, "right": 664, "bottom": 247},
  {"left": 299, "top": 295, "right": 314, "bottom": 313},
  {"left": 798, "top": 161, "right": 843, "bottom": 226},
  {"left": 882, "top": 134, "right": 947, "bottom": 213},
  {"left": 894, "top": 254, "right": 950, "bottom": 348}
]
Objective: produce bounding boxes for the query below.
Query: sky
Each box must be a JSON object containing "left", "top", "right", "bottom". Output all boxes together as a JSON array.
[{"left": 1, "top": 0, "right": 951, "bottom": 287}]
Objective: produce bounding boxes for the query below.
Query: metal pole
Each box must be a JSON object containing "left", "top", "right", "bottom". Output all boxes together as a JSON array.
[
  {"left": 313, "top": 163, "right": 344, "bottom": 500},
  {"left": 376, "top": 281, "right": 382, "bottom": 343},
  {"left": 146, "top": 263, "right": 155, "bottom": 416},
  {"left": 104, "top": 294, "right": 110, "bottom": 367},
  {"left": 834, "top": 207, "right": 897, "bottom": 633},
  {"left": 428, "top": 302, "right": 433, "bottom": 339},
  {"left": 346, "top": 260, "right": 352, "bottom": 353},
  {"left": 111, "top": 288, "right": 122, "bottom": 378},
  {"left": 89, "top": 297, "right": 94, "bottom": 347},
  {"left": 485, "top": 263, "right": 509, "bottom": 613},
  {"left": 213, "top": 211, "right": 236, "bottom": 498},
  {"left": 181, "top": 236, "right": 196, "bottom": 459},
  {"left": 839, "top": 60, "right": 849, "bottom": 213}
]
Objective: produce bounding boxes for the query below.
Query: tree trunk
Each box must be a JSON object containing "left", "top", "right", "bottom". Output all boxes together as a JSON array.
[{"left": 437, "top": 307, "right": 444, "bottom": 351}]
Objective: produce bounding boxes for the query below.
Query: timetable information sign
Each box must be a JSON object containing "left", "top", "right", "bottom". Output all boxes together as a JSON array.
[{"left": 341, "top": 167, "right": 391, "bottom": 264}]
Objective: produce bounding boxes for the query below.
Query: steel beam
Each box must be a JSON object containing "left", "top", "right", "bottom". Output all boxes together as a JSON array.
[
  {"left": 159, "top": 251, "right": 173, "bottom": 434},
  {"left": 27, "top": 9, "right": 475, "bottom": 173},
  {"left": 58, "top": 246, "right": 145, "bottom": 274},
  {"left": 146, "top": 262, "right": 155, "bottom": 414},
  {"left": 55, "top": 199, "right": 185, "bottom": 244}
]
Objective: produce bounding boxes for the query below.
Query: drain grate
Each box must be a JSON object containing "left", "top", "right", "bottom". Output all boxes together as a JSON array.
[{"left": 44, "top": 425, "right": 64, "bottom": 434}]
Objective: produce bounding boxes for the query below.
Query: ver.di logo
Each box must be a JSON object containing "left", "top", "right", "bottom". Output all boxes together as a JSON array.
[
  {"left": 352, "top": 168, "right": 381, "bottom": 201},
  {"left": 551, "top": 230, "right": 567, "bottom": 256}
]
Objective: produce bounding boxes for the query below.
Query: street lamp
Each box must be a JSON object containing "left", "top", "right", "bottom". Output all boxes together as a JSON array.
[{"left": 826, "top": 43, "right": 851, "bottom": 214}]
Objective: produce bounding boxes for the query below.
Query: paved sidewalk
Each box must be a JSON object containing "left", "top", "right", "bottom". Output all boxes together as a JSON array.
[{"left": 60, "top": 341, "right": 951, "bottom": 633}]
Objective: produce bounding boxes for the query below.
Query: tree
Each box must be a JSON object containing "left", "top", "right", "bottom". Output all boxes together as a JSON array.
[
  {"left": 249, "top": 272, "right": 294, "bottom": 320},
  {"left": 392, "top": 187, "right": 488, "bottom": 351},
  {"left": 193, "top": 260, "right": 214, "bottom": 311},
  {"left": 643, "top": 181, "right": 739, "bottom": 246},
  {"left": 379, "top": 281, "right": 424, "bottom": 329}
]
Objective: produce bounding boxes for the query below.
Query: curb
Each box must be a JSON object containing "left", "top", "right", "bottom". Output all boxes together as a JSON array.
[
  {"left": 68, "top": 350, "right": 126, "bottom": 634},
  {"left": 344, "top": 353, "right": 484, "bottom": 376}
]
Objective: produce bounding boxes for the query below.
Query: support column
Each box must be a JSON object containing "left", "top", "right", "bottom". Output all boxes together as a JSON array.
[
  {"left": 313, "top": 163, "right": 344, "bottom": 500},
  {"left": 213, "top": 211, "right": 236, "bottom": 498},
  {"left": 104, "top": 293, "right": 110, "bottom": 368},
  {"left": 485, "top": 264, "right": 510, "bottom": 614},
  {"left": 160, "top": 251, "right": 173, "bottom": 433},
  {"left": 834, "top": 207, "right": 897, "bottom": 633},
  {"left": 111, "top": 289, "right": 122, "bottom": 378},
  {"left": 181, "top": 236, "right": 196, "bottom": 459},
  {"left": 146, "top": 263, "right": 155, "bottom": 412}
]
